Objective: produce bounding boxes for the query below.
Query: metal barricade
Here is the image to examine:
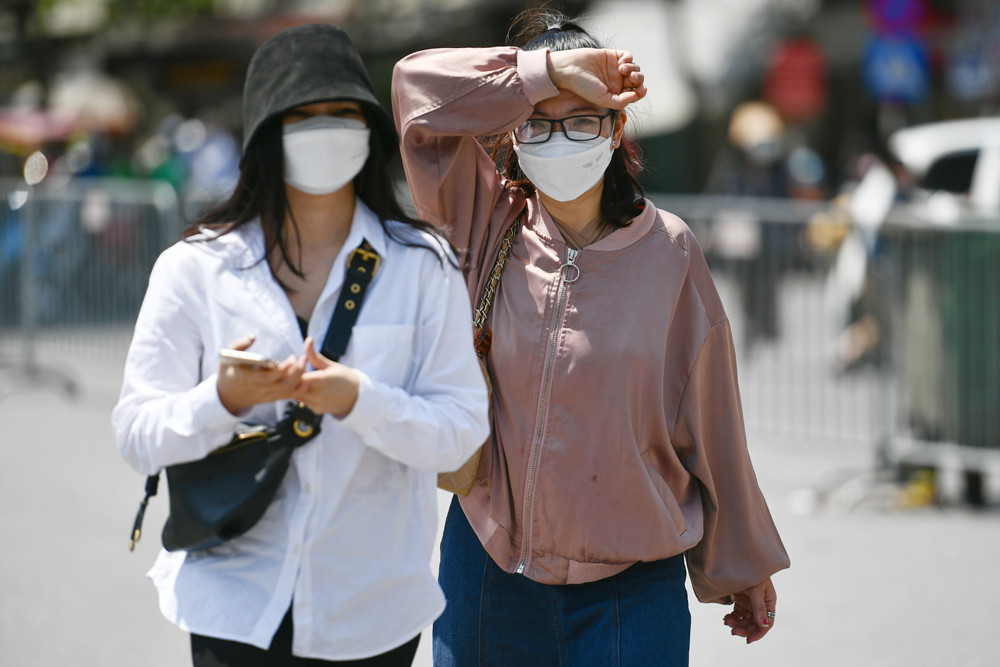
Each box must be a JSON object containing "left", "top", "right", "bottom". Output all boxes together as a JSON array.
[
  {"left": 878, "top": 212, "right": 1000, "bottom": 475},
  {"left": 0, "top": 177, "right": 183, "bottom": 393},
  {"left": 652, "top": 193, "right": 1000, "bottom": 477},
  {"left": 2, "top": 181, "right": 997, "bottom": 478}
]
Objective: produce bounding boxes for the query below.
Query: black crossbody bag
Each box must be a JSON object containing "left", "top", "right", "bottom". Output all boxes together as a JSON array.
[{"left": 128, "top": 240, "right": 381, "bottom": 552}]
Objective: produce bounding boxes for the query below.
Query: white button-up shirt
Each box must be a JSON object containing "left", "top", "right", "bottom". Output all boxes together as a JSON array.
[{"left": 112, "top": 200, "right": 489, "bottom": 660}]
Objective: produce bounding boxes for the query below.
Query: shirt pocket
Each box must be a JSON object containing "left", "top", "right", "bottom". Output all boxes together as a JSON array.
[{"left": 348, "top": 324, "right": 416, "bottom": 389}]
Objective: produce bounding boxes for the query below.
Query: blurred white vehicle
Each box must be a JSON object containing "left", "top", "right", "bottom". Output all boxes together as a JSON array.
[{"left": 888, "top": 116, "right": 1000, "bottom": 222}]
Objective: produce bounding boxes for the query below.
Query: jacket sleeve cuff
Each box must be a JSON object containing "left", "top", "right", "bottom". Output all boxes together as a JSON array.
[{"left": 517, "top": 48, "right": 559, "bottom": 105}]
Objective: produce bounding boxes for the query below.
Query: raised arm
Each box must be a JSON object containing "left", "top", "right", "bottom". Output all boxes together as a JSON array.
[{"left": 391, "top": 46, "right": 556, "bottom": 265}]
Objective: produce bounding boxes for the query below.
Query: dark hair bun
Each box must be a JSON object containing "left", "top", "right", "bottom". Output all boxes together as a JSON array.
[{"left": 505, "top": 7, "right": 600, "bottom": 51}]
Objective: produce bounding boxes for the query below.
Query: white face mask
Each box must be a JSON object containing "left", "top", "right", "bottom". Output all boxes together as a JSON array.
[
  {"left": 283, "top": 116, "right": 371, "bottom": 195},
  {"left": 513, "top": 134, "right": 614, "bottom": 202}
]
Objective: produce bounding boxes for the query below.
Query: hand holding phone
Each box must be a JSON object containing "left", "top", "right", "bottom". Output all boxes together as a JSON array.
[
  {"left": 219, "top": 348, "right": 280, "bottom": 369},
  {"left": 217, "top": 338, "right": 304, "bottom": 415}
]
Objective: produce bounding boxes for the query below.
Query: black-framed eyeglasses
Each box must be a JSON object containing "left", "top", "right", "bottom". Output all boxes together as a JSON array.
[{"left": 513, "top": 111, "right": 616, "bottom": 144}]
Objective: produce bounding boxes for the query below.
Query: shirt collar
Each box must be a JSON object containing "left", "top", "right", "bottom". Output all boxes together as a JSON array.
[
  {"left": 229, "top": 196, "right": 389, "bottom": 263},
  {"left": 342, "top": 197, "right": 389, "bottom": 260}
]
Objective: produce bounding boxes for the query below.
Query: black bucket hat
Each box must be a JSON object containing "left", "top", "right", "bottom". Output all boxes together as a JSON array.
[{"left": 241, "top": 23, "right": 397, "bottom": 164}]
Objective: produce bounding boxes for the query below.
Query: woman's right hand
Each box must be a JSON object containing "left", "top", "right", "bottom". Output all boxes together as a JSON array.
[
  {"left": 216, "top": 336, "right": 306, "bottom": 415},
  {"left": 546, "top": 48, "right": 647, "bottom": 110},
  {"left": 723, "top": 577, "right": 777, "bottom": 644}
]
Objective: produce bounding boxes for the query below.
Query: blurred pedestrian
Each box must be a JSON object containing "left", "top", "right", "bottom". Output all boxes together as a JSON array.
[
  {"left": 705, "top": 100, "right": 791, "bottom": 350},
  {"left": 392, "top": 8, "right": 790, "bottom": 666},
  {"left": 112, "top": 24, "right": 489, "bottom": 666}
]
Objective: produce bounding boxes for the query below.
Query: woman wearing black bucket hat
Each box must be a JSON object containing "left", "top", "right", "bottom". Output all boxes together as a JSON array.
[{"left": 113, "top": 24, "right": 489, "bottom": 666}]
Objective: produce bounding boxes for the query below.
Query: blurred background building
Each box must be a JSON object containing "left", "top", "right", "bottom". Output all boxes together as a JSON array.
[{"left": 2, "top": 0, "right": 998, "bottom": 194}]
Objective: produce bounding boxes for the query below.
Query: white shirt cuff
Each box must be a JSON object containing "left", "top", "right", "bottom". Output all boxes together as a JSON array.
[
  {"left": 192, "top": 373, "right": 246, "bottom": 431},
  {"left": 337, "top": 371, "right": 383, "bottom": 435}
]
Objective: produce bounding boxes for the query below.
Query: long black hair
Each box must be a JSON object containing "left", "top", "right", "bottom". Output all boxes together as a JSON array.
[
  {"left": 183, "top": 102, "right": 454, "bottom": 279},
  {"left": 485, "top": 7, "right": 646, "bottom": 227}
]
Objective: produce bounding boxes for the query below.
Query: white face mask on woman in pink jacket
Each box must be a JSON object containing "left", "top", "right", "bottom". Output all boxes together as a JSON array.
[{"left": 513, "top": 134, "right": 614, "bottom": 202}]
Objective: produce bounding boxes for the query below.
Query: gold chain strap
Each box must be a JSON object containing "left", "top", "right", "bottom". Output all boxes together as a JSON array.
[{"left": 472, "top": 216, "right": 520, "bottom": 330}]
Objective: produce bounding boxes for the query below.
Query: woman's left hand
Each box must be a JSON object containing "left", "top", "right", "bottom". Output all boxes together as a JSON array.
[
  {"left": 290, "top": 336, "right": 361, "bottom": 417},
  {"left": 723, "top": 577, "right": 777, "bottom": 644}
]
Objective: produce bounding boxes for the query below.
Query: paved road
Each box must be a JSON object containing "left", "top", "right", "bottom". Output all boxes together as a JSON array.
[{"left": 1, "top": 343, "right": 997, "bottom": 667}]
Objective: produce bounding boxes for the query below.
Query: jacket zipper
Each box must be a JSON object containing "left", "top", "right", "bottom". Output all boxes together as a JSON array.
[{"left": 516, "top": 247, "right": 579, "bottom": 574}]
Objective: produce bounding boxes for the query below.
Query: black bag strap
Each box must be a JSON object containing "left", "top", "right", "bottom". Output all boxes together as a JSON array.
[
  {"left": 129, "top": 239, "right": 381, "bottom": 551},
  {"left": 321, "top": 239, "right": 380, "bottom": 362},
  {"left": 129, "top": 475, "right": 160, "bottom": 551}
]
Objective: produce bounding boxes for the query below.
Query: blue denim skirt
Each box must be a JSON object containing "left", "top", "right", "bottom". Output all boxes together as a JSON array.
[{"left": 433, "top": 497, "right": 690, "bottom": 667}]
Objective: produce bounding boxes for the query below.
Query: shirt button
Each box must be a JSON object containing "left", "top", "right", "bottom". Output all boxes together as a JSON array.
[
  {"left": 293, "top": 545, "right": 300, "bottom": 555},
  {"left": 304, "top": 483, "right": 312, "bottom": 494}
]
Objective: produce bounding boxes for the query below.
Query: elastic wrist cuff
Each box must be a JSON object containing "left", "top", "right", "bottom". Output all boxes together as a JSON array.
[{"left": 517, "top": 48, "right": 560, "bottom": 105}]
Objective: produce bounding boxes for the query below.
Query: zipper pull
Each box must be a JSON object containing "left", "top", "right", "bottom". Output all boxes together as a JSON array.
[{"left": 560, "top": 248, "right": 580, "bottom": 283}]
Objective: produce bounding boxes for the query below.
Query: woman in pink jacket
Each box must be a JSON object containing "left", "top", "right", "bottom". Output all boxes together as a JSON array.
[{"left": 392, "top": 8, "right": 790, "bottom": 665}]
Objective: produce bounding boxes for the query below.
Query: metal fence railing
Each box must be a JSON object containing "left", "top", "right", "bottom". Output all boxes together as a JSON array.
[
  {"left": 653, "top": 195, "right": 892, "bottom": 450},
  {"left": 878, "top": 218, "right": 1000, "bottom": 473},
  {"left": 0, "top": 177, "right": 183, "bottom": 376},
  {"left": 1, "top": 181, "right": 997, "bottom": 479},
  {"left": 653, "top": 193, "right": 1000, "bottom": 481}
]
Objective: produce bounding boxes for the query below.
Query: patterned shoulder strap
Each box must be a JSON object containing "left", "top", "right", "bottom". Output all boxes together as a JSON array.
[{"left": 473, "top": 215, "right": 521, "bottom": 335}]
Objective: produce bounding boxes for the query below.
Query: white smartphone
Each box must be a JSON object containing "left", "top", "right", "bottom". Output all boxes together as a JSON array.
[{"left": 219, "top": 349, "right": 280, "bottom": 369}]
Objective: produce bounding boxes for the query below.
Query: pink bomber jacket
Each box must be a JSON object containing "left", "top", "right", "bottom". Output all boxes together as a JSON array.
[{"left": 392, "top": 46, "right": 790, "bottom": 602}]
